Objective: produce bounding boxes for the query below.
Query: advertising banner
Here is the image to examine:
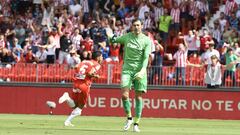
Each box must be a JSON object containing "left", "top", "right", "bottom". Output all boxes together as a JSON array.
[{"left": 0, "top": 86, "right": 240, "bottom": 119}]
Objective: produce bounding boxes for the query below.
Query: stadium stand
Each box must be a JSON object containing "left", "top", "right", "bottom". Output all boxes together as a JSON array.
[{"left": 0, "top": 0, "right": 239, "bottom": 88}]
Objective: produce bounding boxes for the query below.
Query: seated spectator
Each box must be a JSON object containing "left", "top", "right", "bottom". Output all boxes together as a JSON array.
[
  {"left": 67, "top": 49, "right": 81, "bottom": 68},
  {"left": 35, "top": 46, "right": 47, "bottom": 63},
  {"left": 24, "top": 46, "right": 36, "bottom": 63}
]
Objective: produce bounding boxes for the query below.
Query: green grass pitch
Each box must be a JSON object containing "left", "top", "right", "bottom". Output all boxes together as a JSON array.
[{"left": 0, "top": 114, "right": 240, "bottom": 135}]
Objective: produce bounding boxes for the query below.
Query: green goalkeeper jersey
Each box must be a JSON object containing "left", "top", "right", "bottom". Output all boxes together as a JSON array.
[{"left": 112, "top": 32, "right": 151, "bottom": 71}]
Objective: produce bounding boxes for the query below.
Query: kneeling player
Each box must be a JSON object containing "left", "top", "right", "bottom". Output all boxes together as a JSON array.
[{"left": 58, "top": 51, "right": 103, "bottom": 126}]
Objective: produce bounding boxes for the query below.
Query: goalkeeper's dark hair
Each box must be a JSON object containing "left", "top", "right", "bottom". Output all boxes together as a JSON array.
[
  {"left": 92, "top": 51, "right": 102, "bottom": 60},
  {"left": 132, "top": 18, "right": 143, "bottom": 25}
]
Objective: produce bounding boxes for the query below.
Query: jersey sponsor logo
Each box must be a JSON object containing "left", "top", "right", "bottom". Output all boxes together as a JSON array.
[{"left": 127, "top": 42, "right": 142, "bottom": 50}]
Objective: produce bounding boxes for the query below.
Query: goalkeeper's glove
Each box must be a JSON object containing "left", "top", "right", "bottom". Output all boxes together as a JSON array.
[{"left": 134, "top": 68, "right": 146, "bottom": 80}]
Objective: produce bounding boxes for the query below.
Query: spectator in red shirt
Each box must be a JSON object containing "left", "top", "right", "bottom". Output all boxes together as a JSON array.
[
  {"left": 25, "top": 46, "right": 36, "bottom": 63},
  {"left": 189, "top": 52, "right": 201, "bottom": 64},
  {"left": 124, "top": 0, "right": 136, "bottom": 7},
  {"left": 200, "top": 29, "right": 212, "bottom": 54},
  {"left": 107, "top": 42, "right": 120, "bottom": 62},
  {"left": 81, "top": 33, "right": 94, "bottom": 56}
]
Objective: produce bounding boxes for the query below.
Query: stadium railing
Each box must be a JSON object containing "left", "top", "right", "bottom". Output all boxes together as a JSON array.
[{"left": 0, "top": 62, "right": 239, "bottom": 88}]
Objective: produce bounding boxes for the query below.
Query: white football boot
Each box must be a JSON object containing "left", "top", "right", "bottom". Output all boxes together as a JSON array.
[
  {"left": 58, "top": 92, "right": 70, "bottom": 104},
  {"left": 64, "top": 120, "right": 74, "bottom": 127},
  {"left": 123, "top": 119, "right": 133, "bottom": 131},
  {"left": 133, "top": 124, "right": 140, "bottom": 132}
]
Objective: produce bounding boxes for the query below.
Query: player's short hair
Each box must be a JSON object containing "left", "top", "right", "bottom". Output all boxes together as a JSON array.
[
  {"left": 227, "top": 48, "right": 233, "bottom": 53},
  {"left": 92, "top": 51, "right": 102, "bottom": 60},
  {"left": 132, "top": 18, "right": 143, "bottom": 25},
  {"left": 211, "top": 55, "right": 218, "bottom": 60}
]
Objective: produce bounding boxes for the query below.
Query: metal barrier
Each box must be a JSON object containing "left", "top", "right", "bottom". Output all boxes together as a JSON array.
[{"left": 0, "top": 63, "right": 239, "bottom": 88}]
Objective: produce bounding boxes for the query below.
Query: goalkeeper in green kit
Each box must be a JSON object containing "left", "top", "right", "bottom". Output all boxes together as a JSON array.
[{"left": 108, "top": 19, "right": 151, "bottom": 132}]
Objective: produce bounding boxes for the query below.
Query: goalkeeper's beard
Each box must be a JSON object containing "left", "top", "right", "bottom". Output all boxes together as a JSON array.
[{"left": 133, "top": 29, "right": 141, "bottom": 35}]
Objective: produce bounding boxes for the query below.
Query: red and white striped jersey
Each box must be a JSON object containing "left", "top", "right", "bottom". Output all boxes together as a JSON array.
[
  {"left": 143, "top": 18, "right": 152, "bottom": 30},
  {"left": 196, "top": 1, "right": 209, "bottom": 13},
  {"left": 173, "top": 50, "right": 188, "bottom": 67},
  {"left": 60, "top": 0, "right": 71, "bottom": 5},
  {"left": 179, "top": 1, "right": 187, "bottom": 12},
  {"left": 0, "top": 39, "right": 5, "bottom": 48},
  {"left": 71, "top": 34, "right": 83, "bottom": 50},
  {"left": 211, "top": 28, "right": 221, "bottom": 43},
  {"left": 174, "top": 0, "right": 184, "bottom": 6},
  {"left": 170, "top": 8, "right": 180, "bottom": 23},
  {"left": 80, "top": 0, "right": 89, "bottom": 13},
  {"left": 189, "top": 1, "right": 197, "bottom": 17},
  {"left": 148, "top": 0, "right": 157, "bottom": 3},
  {"left": 225, "top": 0, "right": 237, "bottom": 16},
  {"left": 154, "top": 7, "right": 164, "bottom": 22}
]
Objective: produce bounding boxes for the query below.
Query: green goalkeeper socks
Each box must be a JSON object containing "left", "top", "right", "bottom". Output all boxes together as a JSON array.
[
  {"left": 135, "top": 98, "right": 143, "bottom": 124},
  {"left": 122, "top": 99, "right": 132, "bottom": 117}
]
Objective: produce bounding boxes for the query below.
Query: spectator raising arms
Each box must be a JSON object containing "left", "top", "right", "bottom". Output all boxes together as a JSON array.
[
  {"left": 189, "top": 54, "right": 239, "bottom": 89},
  {"left": 173, "top": 43, "right": 188, "bottom": 86}
]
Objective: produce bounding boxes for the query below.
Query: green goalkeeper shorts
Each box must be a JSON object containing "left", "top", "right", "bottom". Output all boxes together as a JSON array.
[{"left": 121, "top": 70, "right": 147, "bottom": 93}]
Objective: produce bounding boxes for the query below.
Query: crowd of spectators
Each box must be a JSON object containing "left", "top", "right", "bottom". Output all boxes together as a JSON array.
[{"left": 0, "top": 0, "right": 239, "bottom": 86}]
